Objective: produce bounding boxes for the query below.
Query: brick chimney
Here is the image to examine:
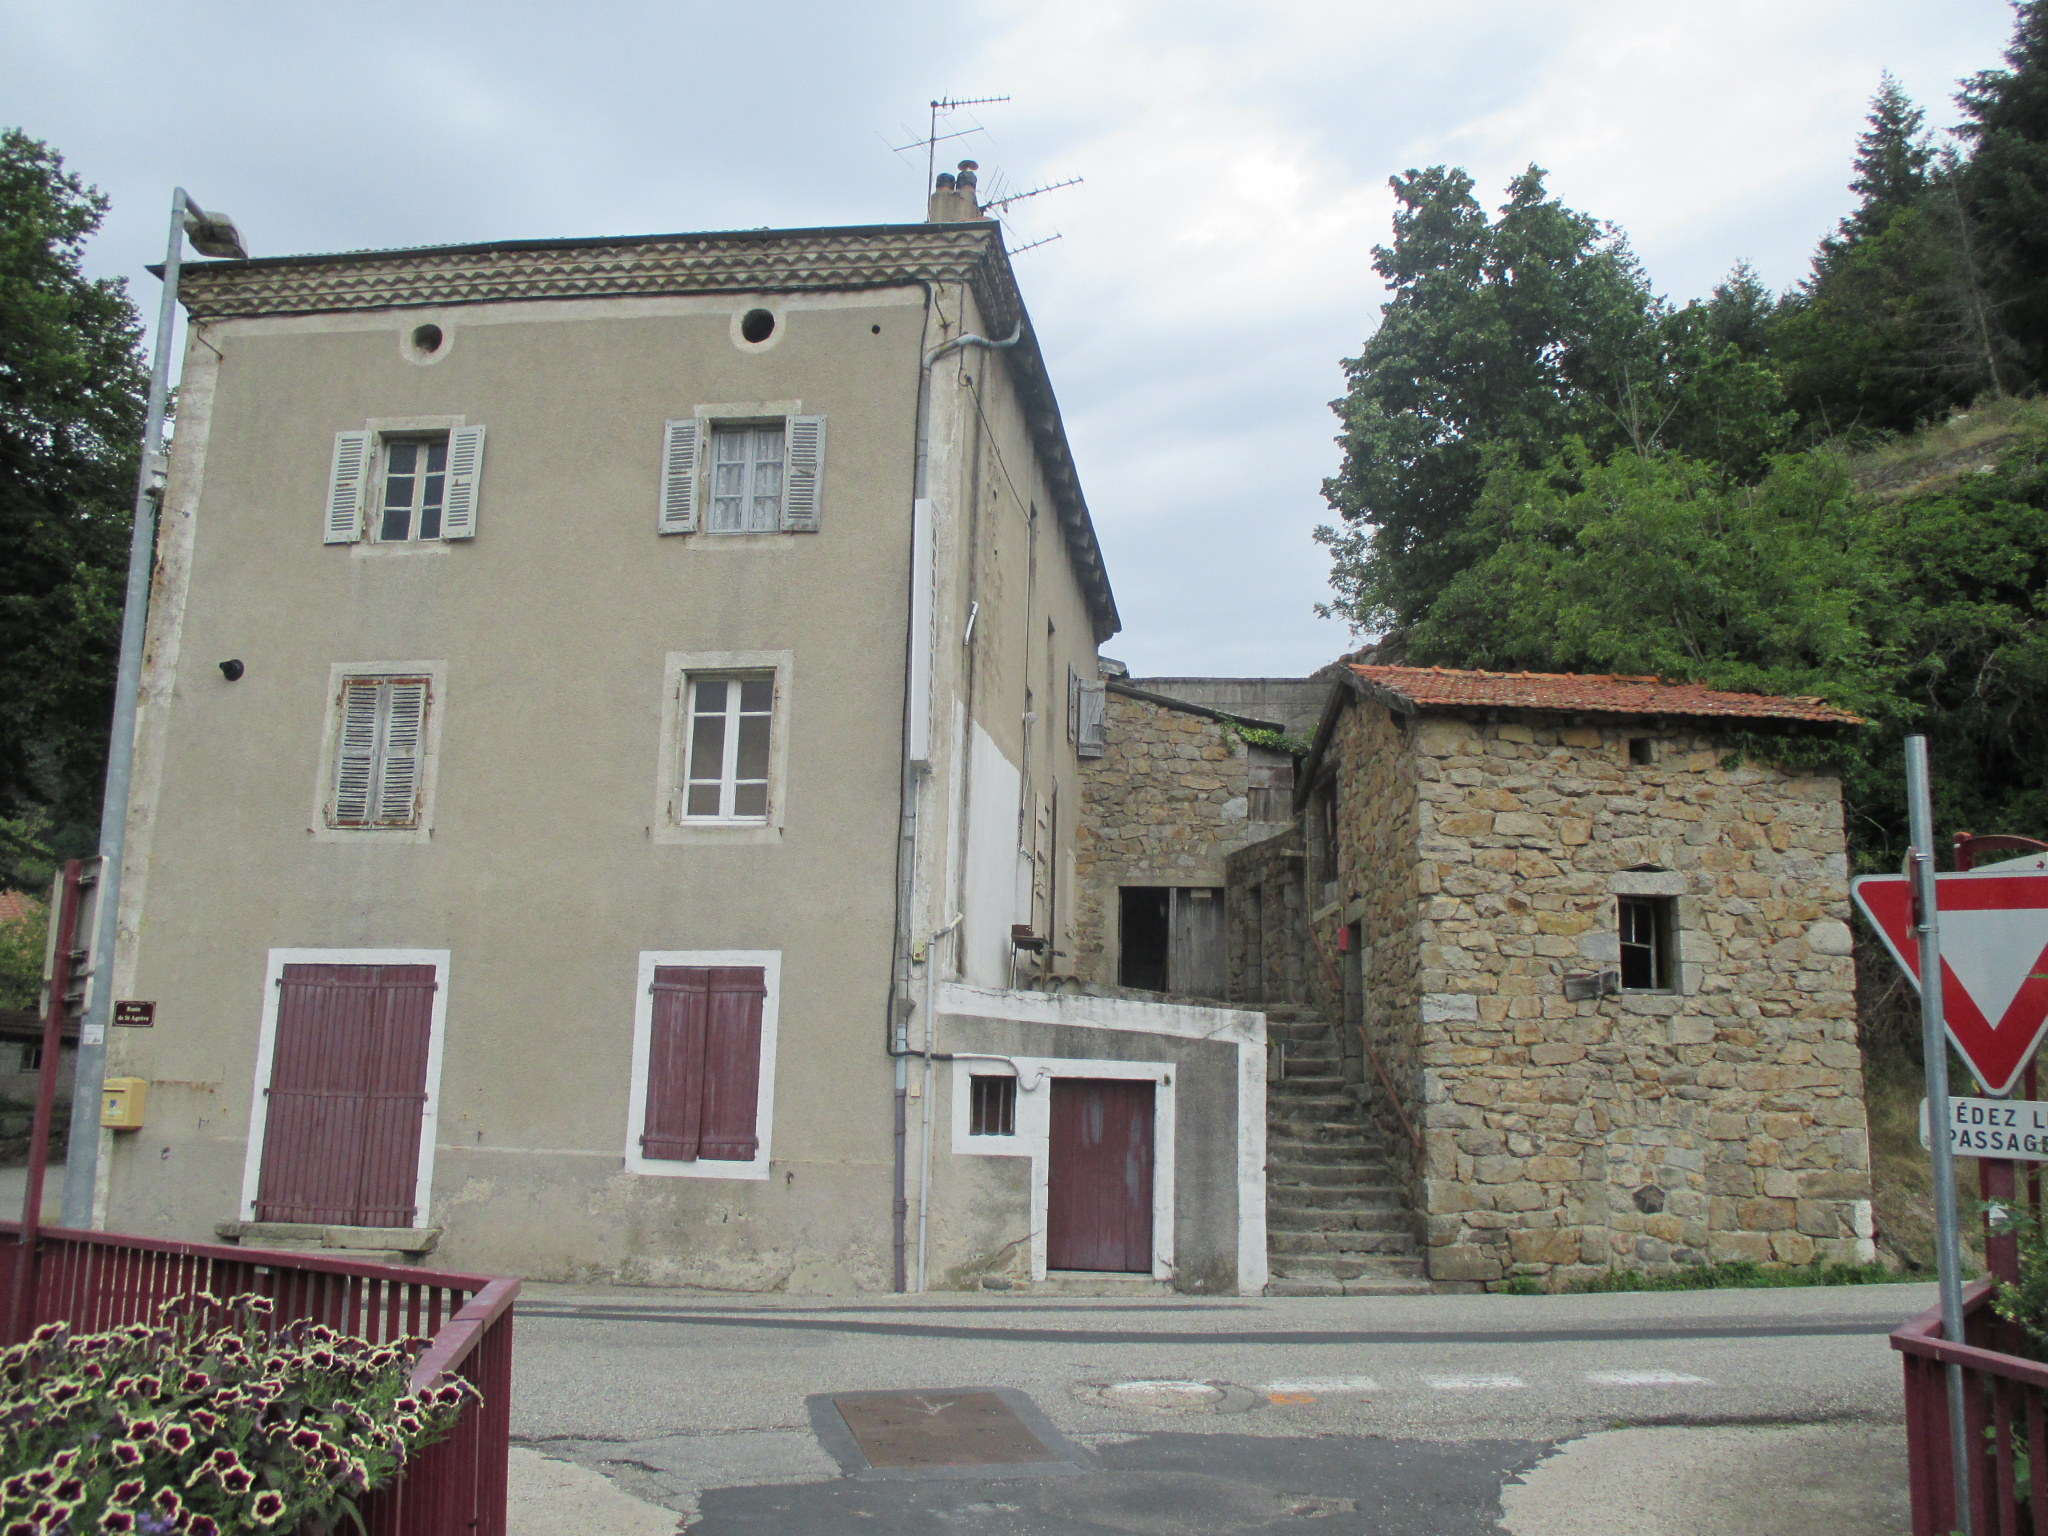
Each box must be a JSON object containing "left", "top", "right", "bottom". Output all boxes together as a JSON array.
[{"left": 926, "top": 160, "right": 990, "bottom": 223}]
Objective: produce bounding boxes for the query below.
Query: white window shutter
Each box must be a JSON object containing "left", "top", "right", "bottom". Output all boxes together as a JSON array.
[
  {"left": 1067, "top": 666, "right": 1080, "bottom": 744},
  {"left": 441, "top": 426, "right": 485, "bottom": 539},
  {"left": 1078, "top": 682, "right": 1106, "bottom": 758},
  {"left": 375, "top": 681, "right": 429, "bottom": 825},
  {"left": 659, "top": 419, "right": 699, "bottom": 534},
  {"left": 781, "top": 415, "right": 825, "bottom": 532},
  {"left": 325, "top": 431, "right": 370, "bottom": 544},
  {"left": 332, "top": 680, "right": 380, "bottom": 825}
]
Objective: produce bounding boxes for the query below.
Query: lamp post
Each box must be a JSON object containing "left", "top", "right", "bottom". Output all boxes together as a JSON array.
[{"left": 59, "top": 189, "right": 245, "bottom": 1229}]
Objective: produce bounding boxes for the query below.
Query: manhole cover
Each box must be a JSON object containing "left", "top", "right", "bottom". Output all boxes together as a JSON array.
[{"left": 833, "top": 1390, "right": 1058, "bottom": 1468}]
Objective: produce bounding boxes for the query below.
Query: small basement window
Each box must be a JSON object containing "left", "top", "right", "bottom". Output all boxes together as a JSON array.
[
  {"left": 969, "top": 1075, "right": 1016, "bottom": 1136},
  {"left": 1618, "top": 895, "right": 1675, "bottom": 991},
  {"left": 1627, "top": 737, "right": 1655, "bottom": 767}
]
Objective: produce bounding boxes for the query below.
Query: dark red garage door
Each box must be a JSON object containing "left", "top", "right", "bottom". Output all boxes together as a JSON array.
[
  {"left": 1046, "top": 1078, "right": 1154, "bottom": 1273},
  {"left": 254, "top": 963, "right": 435, "bottom": 1227}
]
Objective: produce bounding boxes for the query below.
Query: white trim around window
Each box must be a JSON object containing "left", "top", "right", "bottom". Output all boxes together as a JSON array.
[
  {"left": 654, "top": 650, "right": 793, "bottom": 845},
  {"left": 310, "top": 661, "right": 446, "bottom": 843},
  {"left": 949, "top": 1054, "right": 1177, "bottom": 1283},
  {"left": 624, "top": 949, "right": 781, "bottom": 1180},
  {"left": 238, "top": 947, "right": 452, "bottom": 1227}
]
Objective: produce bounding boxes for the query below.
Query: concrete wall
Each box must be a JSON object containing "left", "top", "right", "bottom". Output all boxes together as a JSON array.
[
  {"left": 1327, "top": 701, "right": 1870, "bottom": 1289},
  {"left": 1123, "top": 678, "right": 1329, "bottom": 738},
  {"left": 922, "top": 985, "right": 1265, "bottom": 1295}
]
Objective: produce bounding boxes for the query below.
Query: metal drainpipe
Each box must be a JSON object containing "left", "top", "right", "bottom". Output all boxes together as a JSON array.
[
  {"left": 61, "top": 190, "right": 191, "bottom": 1228},
  {"left": 914, "top": 913, "right": 963, "bottom": 1291},
  {"left": 888, "top": 308, "right": 1024, "bottom": 1291}
]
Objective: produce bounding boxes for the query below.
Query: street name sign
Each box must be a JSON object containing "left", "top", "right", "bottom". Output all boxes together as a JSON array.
[
  {"left": 1851, "top": 868, "right": 2048, "bottom": 1096},
  {"left": 1920, "top": 1095, "right": 2048, "bottom": 1161}
]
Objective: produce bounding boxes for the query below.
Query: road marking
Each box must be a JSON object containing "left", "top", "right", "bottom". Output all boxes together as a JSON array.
[
  {"left": 1584, "top": 1370, "right": 1710, "bottom": 1386},
  {"left": 1260, "top": 1377, "right": 1382, "bottom": 1395},
  {"left": 1425, "top": 1374, "right": 1526, "bottom": 1391}
]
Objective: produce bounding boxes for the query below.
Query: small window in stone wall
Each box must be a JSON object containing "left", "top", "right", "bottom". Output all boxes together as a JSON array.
[
  {"left": 1618, "top": 895, "right": 1675, "bottom": 990},
  {"left": 1627, "top": 737, "right": 1655, "bottom": 767}
]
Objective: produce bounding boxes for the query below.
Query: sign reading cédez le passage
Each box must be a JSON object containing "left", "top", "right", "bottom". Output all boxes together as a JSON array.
[{"left": 1921, "top": 1096, "right": 2048, "bottom": 1161}]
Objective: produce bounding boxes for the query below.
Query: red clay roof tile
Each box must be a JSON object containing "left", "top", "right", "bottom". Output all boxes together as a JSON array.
[{"left": 1347, "top": 665, "right": 1863, "bottom": 726}]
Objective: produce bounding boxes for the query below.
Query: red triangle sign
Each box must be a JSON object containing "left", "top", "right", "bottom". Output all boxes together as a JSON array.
[{"left": 1851, "top": 870, "right": 2048, "bottom": 1095}]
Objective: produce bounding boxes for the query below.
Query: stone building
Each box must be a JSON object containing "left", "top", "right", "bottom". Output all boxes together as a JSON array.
[
  {"left": 1069, "top": 679, "right": 1300, "bottom": 997},
  {"left": 1265, "top": 664, "right": 1874, "bottom": 1288}
]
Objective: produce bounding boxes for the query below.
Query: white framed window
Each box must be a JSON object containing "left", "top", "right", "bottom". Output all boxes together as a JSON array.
[
  {"left": 313, "top": 662, "right": 445, "bottom": 841},
  {"left": 655, "top": 651, "right": 792, "bottom": 844},
  {"left": 325, "top": 423, "right": 483, "bottom": 545},
  {"left": 625, "top": 949, "right": 780, "bottom": 1180},
  {"left": 683, "top": 675, "right": 773, "bottom": 820},
  {"left": 658, "top": 410, "right": 824, "bottom": 535},
  {"left": 377, "top": 436, "right": 448, "bottom": 542}
]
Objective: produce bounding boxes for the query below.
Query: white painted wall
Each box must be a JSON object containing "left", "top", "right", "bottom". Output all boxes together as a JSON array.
[{"left": 962, "top": 720, "right": 1022, "bottom": 987}]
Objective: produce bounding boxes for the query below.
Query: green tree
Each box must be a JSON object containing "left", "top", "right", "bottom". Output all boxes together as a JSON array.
[
  {"left": 1960, "top": 0, "right": 2048, "bottom": 383},
  {"left": 0, "top": 130, "right": 148, "bottom": 891},
  {"left": 1405, "top": 446, "right": 1896, "bottom": 714},
  {"left": 1318, "top": 166, "right": 1664, "bottom": 633},
  {"left": 0, "top": 895, "right": 45, "bottom": 1013}
]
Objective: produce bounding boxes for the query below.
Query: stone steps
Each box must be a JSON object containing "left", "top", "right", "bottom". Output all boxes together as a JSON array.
[{"left": 1261, "top": 1007, "right": 1423, "bottom": 1295}]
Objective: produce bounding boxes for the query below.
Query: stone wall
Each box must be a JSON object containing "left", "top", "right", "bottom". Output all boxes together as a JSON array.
[
  {"left": 1073, "top": 688, "right": 1292, "bottom": 989},
  {"left": 1337, "top": 701, "right": 1869, "bottom": 1290},
  {"left": 1326, "top": 700, "right": 1431, "bottom": 1193},
  {"left": 1224, "top": 826, "right": 1309, "bottom": 1006}
]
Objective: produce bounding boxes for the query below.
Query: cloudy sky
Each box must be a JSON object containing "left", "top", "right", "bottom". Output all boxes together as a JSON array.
[{"left": 2, "top": 0, "right": 2016, "bottom": 675}]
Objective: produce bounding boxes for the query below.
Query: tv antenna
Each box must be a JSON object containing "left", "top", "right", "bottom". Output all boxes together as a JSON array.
[
  {"left": 892, "top": 95, "right": 1010, "bottom": 192},
  {"left": 983, "top": 176, "right": 1083, "bottom": 213}
]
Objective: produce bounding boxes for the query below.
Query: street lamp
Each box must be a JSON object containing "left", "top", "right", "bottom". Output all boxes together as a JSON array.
[{"left": 59, "top": 189, "right": 246, "bottom": 1228}]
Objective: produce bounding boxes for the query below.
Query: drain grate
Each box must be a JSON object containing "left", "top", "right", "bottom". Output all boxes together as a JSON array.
[{"left": 832, "top": 1390, "right": 1058, "bottom": 1468}]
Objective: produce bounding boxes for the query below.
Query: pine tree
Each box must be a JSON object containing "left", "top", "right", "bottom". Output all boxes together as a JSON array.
[{"left": 1960, "top": 0, "right": 2048, "bottom": 383}]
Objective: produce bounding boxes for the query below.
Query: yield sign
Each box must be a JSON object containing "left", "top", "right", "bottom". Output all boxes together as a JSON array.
[{"left": 1852, "top": 870, "right": 2048, "bottom": 1095}]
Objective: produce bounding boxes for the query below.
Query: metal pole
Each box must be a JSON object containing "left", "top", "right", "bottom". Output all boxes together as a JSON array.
[
  {"left": 59, "top": 189, "right": 189, "bottom": 1228},
  {"left": 1906, "top": 734, "right": 1973, "bottom": 1532}
]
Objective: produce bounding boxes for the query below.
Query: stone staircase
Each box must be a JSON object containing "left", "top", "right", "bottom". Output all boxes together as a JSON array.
[{"left": 1263, "top": 1005, "right": 1429, "bottom": 1295}]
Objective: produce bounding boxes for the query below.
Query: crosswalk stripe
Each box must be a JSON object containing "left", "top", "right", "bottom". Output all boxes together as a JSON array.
[
  {"left": 1260, "top": 1377, "right": 1381, "bottom": 1394},
  {"left": 1584, "top": 1370, "right": 1710, "bottom": 1386},
  {"left": 1425, "top": 1374, "right": 1526, "bottom": 1390}
]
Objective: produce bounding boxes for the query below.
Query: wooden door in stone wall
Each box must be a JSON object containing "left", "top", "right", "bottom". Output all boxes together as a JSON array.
[{"left": 1169, "top": 887, "right": 1225, "bottom": 998}]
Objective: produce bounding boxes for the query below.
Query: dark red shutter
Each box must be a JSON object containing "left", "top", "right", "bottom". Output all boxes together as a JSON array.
[
  {"left": 644, "top": 966, "right": 765, "bottom": 1162},
  {"left": 643, "top": 969, "right": 709, "bottom": 1159},
  {"left": 255, "top": 963, "right": 435, "bottom": 1226}
]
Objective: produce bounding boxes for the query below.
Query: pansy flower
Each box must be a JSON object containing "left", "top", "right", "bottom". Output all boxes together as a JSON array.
[
  {"left": 96, "top": 1509, "right": 136, "bottom": 1533},
  {"left": 218, "top": 1466, "right": 254, "bottom": 1496},
  {"left": 150, "top": 1487, "right": 181, "bottom": 1519},
  {"left": 179, "top": 1371, "right": 210, "bottom": 1393},
  {"left": 186, "top": 1516, "right": 221, "bottom": 1536},
  {"left": 112, "top": 1440, "right": 145, "bottom": 1468},
  {"left": 156, "top": 1422, "right": 195, "bottom": 1455},
  {"left": 109, "top": 1479, "right": 145, "bottom": 1508},
  {"left": 52, "top": 1477, "right": 84, "bottom": 1502}
]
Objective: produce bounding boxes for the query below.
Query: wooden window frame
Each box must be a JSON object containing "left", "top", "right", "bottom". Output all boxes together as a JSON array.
[
  {"left": 374, "top": 434, "right": 450, "bottom": 543},
  {"left": 313, "top": 663, "right": 445, "bottom": 841},
  {"left": 1617, "top": 895, "right": 1676, "bottom": 992},
  {"left": 681, "top": 673, "right": 775, "bottom": 823},
  {"left": 655, "top": 651, "right": 793, "bottom": 845},
  {"left": 626, "top": 950, "right": 780, "bottom": 1180},
  {"left": 660, "top": 405, "right": 824, "bottom": 538}
]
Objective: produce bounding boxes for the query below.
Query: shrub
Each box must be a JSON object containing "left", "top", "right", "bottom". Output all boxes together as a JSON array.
[{"left": 0, "top": 1293, "right": 475, "bottom": 1535}]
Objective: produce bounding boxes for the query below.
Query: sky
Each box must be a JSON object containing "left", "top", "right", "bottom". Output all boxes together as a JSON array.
[{"left": 0, "top": 0, "right": 2019, "bottom": 676}]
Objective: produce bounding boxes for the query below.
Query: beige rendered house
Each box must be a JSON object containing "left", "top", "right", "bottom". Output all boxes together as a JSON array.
[{"left": 97, "top": 170, "right": 1269, "bottom": 1294}]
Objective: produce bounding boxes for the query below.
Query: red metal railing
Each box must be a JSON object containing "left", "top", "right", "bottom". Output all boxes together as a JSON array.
[
  {"left": 0, "top": 1222, "right": 516, "bottom": 1536},
  {"left": 1894, "top": 1280, "right": 2048, "bottom": 1535}
]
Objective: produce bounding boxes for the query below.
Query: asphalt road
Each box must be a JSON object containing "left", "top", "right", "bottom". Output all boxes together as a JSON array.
[{"left": 506, "top": 1282, "right": 1931, "bottom": 1535}]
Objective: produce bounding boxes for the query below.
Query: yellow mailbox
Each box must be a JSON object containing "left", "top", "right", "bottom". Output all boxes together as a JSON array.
[{"left": 101, "top": 1078, "right": 147, "bottom": 1130}]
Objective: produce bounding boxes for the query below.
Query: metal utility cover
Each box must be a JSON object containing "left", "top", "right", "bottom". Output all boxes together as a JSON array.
[{"left": 833, "top": 1391, "right": 1056, "bottom": 1468}]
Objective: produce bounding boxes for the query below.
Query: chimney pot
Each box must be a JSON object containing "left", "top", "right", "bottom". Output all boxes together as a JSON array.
[
  {"left": 956, "top": 160, "right": 979, "bottom": 191},
  {"left": 935, "top": 172, "right": 956, "bottom": 190}
]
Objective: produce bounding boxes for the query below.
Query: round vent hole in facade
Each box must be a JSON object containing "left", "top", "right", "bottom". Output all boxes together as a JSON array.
[{"left": 740, "top": 309, "right": 776, "bottom": 343}]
